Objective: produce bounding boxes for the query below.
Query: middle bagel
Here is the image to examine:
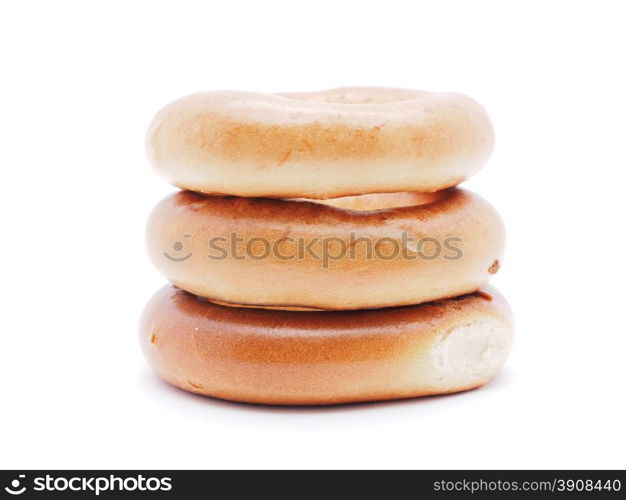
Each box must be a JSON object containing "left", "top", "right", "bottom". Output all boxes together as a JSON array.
[{"left": 146, "top": 188, "right": 504, "bottom": 310}]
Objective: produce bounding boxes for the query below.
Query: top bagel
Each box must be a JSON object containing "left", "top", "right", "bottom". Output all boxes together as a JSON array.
[{"left": 146, "top": 87, "right": 494, "bottom": 199}]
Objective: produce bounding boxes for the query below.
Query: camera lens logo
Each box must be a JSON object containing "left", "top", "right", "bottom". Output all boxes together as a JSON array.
[
  {"left": 4, "top": 475, "right": 26, "bottom": 495},
  {"left": 164, "top": 234, "right": 192, "bottom": 262}
]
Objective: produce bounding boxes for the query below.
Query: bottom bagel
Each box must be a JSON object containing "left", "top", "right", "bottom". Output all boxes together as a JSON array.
[{"left": 140, "top": 285, "right": 514, "bottom": 405}]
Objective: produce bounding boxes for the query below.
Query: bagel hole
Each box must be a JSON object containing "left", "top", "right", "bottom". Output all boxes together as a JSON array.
[{"left": 279, "top": 88, "right": 426, "bottom": 105}]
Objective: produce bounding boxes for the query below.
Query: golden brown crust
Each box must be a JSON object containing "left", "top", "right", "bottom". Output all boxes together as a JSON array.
[
  {"left": 140, "top": 285, "right": 514, "bottom": 405},
  {"left": 145, "top": 188, "right": 505, "bottom": 310},
  {"left": 146, "top": 87, "right": 494, "bottom": 198}
]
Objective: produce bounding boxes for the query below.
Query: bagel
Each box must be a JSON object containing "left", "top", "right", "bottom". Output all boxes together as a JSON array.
[
  {"left": 146, "top": 87, "right": 494, "bottom": 199},
  {"left": 140, "top": 285, "right": 513, "bottom": 405},
  {"left": 145, "top": 188, "right": 505, "bottom": 310}
]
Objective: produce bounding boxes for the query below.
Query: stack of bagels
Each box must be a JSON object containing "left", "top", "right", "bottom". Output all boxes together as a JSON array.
[{"left": 141, "top": 87, "right": 513, "bottom": 405}]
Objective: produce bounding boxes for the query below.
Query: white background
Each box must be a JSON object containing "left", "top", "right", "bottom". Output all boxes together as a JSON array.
[{"left": 1, "top": 0, "right": 625, "bottom": 469}]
